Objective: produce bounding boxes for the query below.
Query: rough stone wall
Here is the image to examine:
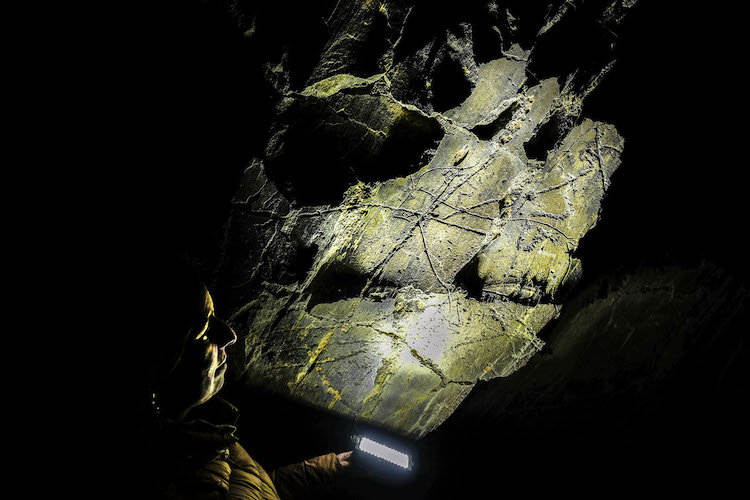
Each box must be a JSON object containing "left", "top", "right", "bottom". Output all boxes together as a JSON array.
[
  {"left": 216, "top": 0, "right": 636, "bottom": 438},
  {"left": 446, "top": 262, "right": 748, "bottom": 431},
  {"left": 416, "top": 261, "right": 748, "bottom": 499}
]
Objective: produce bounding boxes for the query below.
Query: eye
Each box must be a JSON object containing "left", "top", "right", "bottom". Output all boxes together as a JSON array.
[{"left": 194, "top": 315, "right": 212, "bottom": 342}]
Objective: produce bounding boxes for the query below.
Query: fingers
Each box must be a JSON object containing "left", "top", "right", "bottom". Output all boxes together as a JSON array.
[{"left": 337, "top": 450, "right": 354, "bottom": 468}]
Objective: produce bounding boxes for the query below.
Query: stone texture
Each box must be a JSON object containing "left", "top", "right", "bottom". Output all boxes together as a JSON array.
[
  {"left": 215, "top": 0, "right": 636, "bottom": 438},
  {"left": 441, "top": 261, "right": 748, "bottom": 434}
]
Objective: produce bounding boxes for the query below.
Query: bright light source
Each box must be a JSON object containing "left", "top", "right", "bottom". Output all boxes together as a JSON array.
[{"left": 355, "top": 436, "right": 411, "bottom": 470}]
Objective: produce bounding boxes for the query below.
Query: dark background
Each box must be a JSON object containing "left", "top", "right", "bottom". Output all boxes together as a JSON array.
[{"left": 134, "top": 2, "right": 746, "bottom": 497}]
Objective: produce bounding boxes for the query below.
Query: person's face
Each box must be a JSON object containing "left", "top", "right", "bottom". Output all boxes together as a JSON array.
[{"left": 167, "top": 287, "right": 237, "bottom": 416}]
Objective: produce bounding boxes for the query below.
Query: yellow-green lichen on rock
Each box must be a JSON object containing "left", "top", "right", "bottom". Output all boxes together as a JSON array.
[{"left": 218, "top": 0, "right": 633, "bottom": 439}]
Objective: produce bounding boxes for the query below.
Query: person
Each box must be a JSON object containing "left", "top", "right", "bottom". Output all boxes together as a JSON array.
[{"left": 139, "top": 260, "right": 353, "bottom": 499}]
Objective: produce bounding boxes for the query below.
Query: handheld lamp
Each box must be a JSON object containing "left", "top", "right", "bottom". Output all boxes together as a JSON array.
[{"left": 352, "top": 435, "right": 413, "bottom": 471}]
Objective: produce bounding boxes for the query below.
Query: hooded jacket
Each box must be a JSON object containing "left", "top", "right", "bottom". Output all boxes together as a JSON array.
[{"left": 144, "top": 397, "right": 342, "bottom": 500}]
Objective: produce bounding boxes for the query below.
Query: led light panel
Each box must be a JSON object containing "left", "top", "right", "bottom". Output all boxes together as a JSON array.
[{"left": 356, "top": 436, "right": 411, "bottom": 469}]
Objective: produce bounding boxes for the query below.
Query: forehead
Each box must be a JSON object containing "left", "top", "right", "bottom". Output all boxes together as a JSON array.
[{"left": 201, "top": 288, "right": 215, "bottom": 315}]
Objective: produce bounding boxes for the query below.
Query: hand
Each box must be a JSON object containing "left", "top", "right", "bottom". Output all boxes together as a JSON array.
[{"left": 336, "top": 450, "right": 353, "bottom": 469}]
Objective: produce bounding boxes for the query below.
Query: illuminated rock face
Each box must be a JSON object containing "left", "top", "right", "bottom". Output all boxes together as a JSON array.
[{"left": 217, "top": 0, "right": 633, "bottom": 438}]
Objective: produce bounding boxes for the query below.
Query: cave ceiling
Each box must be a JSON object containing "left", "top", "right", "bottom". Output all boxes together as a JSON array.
[{"left": 208, "top": 0, "right": 640, "bottom": 438}]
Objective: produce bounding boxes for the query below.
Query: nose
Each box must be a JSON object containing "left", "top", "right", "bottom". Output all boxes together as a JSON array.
[
  {"left": 208, "top": 316, "right": 237, "bottom": 350},
  {"left": 217, "top": 318, "right": 237, "bottom": 350}
]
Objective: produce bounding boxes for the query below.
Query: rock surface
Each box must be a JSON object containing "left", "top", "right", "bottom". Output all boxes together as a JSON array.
[
  {"left": 216, "top": 0, "right": 636, "bottom": 438},
  {"left": 444, "top": 261, "right": 748, "bottom": 431}
]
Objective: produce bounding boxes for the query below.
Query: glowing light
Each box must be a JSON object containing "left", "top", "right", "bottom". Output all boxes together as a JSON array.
[{"left": 358, "top": 437, "right": 410, "bottom": 469}]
